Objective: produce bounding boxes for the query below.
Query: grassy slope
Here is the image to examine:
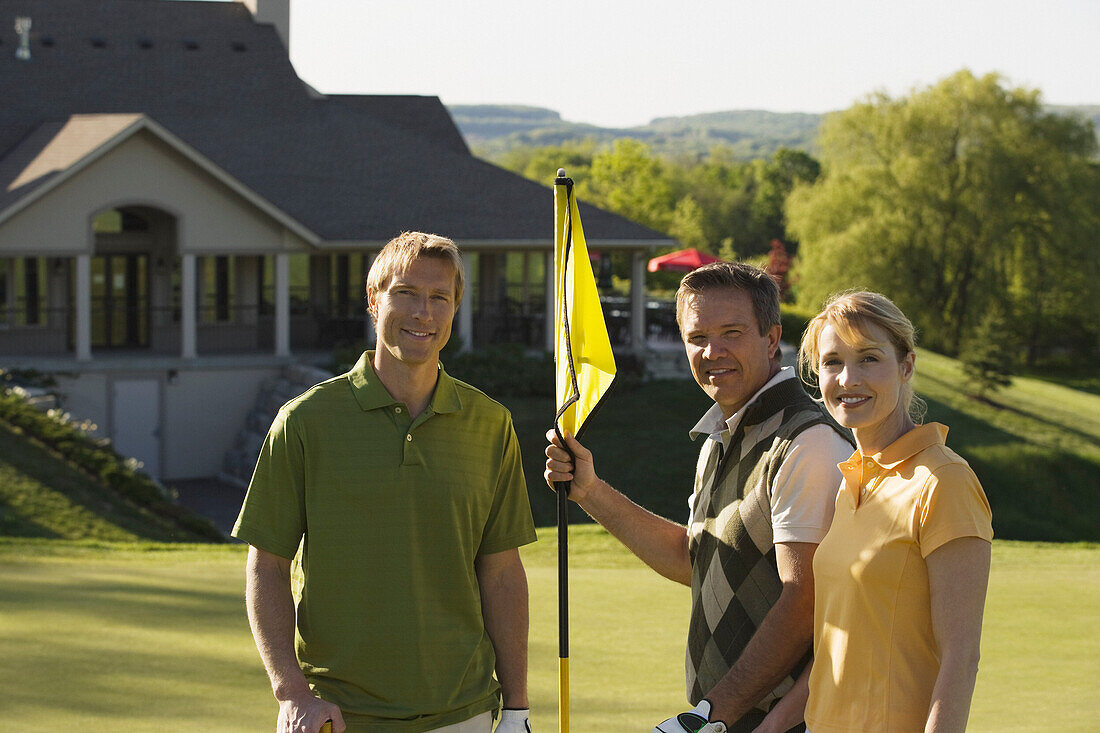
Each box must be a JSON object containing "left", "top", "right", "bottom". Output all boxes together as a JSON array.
[
  {"left": 505, "top": 352, "right": 1100, "bottom": 541},
  {"left": 0, "top": 532, "right": 1096, "bottom": 731},
  {"left": 0, "top": 421, "right": 219, "bottom": 542},
  {"left": 913, "top": 349, "right": 1100, "bottom": 541},
  {"left": 506, "top": 379, "right": 712, "bottom": 530}
]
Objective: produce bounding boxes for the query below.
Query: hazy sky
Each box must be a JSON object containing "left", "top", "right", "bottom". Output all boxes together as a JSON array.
[{"left": 276, "top": 0, "right": 1098, "bottom": 128}]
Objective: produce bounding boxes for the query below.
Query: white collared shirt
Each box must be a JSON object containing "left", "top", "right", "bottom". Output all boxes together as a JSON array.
[{"left": 687, "top": 367, "right": 853, "bottom": 544}]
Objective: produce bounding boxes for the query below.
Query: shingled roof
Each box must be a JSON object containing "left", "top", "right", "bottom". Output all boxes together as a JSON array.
[{"left": 0, "top": 0, "right": 668, "bottom": 245}]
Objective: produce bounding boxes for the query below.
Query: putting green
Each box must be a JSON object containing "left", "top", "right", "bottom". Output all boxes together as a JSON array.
[{"left": 0, "top": 533, "right": 1096, "bottom": 730}]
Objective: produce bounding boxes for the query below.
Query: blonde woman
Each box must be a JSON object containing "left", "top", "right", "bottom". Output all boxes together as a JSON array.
[{"left": 757, "top": 291, "right": 993, "bottom": 733}]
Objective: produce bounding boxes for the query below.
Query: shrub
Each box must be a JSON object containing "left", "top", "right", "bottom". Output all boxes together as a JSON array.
[
  {"left": 0, "top": 389, "right": 224, "bottom": 542},
  {"left": 444, "top": 345, "right": 556, "bottom": 398},
  {"left": 329, "top": 340, "right": 641, "bottom": 399}
]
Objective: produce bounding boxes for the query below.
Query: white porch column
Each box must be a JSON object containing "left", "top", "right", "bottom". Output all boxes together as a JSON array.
[
  {"left": 275, "top": 252, "right": 290, "bottom": 357},
  {"left": 631, "top": 250, "right": 647, "bottom": 353},
  {"left": 544, "top": 250, "right": 555, "bottom": 353},
  {"left": 181, "top": 253, "right": 197, "bottom": 359},
  {"left": 458, "top": 254, "right": 473, "bottom": 353},
  {"left": 75, "top": 254, "right": 92, "bottom": 361},
  {"left": 48, "top": 258, "right": 68, "bottom": 330}
]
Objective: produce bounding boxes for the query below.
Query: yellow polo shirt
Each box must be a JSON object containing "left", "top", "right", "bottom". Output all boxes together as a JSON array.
[{"left": 805, "top": 423, "right": 993, "bottom": 733}]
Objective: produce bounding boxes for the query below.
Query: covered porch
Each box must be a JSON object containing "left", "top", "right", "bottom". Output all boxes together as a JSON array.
[{"left": 0, "top": 233, "right": 657, "bottom": 362}]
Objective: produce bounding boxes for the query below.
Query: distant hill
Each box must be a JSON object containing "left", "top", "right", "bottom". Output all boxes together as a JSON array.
[
  {"left": 450, "top": 104, "right": 1100, "bottom": 161},
  {"left": 450, "top": 105, "right": 822, "bottom": 160}
]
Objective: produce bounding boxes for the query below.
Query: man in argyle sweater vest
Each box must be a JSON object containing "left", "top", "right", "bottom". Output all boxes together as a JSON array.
[
  {"left": 686, "top": 378, "right": 851, "bottom": 717},
  {"left": 546, "top": 263, "right": 852, "bottom": 733}
]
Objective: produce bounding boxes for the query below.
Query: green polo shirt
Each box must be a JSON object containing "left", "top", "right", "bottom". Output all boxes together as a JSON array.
[{"left": 233, "top": 352, "right": 536, "bottom": 732}]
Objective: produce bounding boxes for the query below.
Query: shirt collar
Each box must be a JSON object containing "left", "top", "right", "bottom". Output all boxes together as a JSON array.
[
  {"left": 689, "top": 366, "right": 796, "bottom": 442},
  {"left": 347, "top": 351, "right": 462, "bottom": 415},
  {"left": 838, "top": 422, "right": 949, "bottom": 498}
]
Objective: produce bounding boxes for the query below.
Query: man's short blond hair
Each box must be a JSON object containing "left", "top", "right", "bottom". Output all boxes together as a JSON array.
[{"left": 366, "top": 231, "right": 465, "bottom": 306}]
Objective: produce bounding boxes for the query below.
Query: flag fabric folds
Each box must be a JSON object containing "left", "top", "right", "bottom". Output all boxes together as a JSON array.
[{"left": 553, "top": 174, "right": 617, "bottom": 440}]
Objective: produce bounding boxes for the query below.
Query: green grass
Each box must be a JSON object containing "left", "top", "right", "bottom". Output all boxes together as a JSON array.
[
  {"left": 1, "top": 532, "right": 1096, "bottom": 731},
  {"left": 0, "top": 400, "right": 223, "bottom": 542},
  {"left": 0, "top": 421, "right": 185, "bottom": 542},
  {"left": 1020, "top": 365, "right": 1100, "bottom": 397},
  {"left": 970, "top": 540, "right": 1100, "bottom": 731},
  {"left": 505, "top": 379, "right": 712, "bottom": 528},
  {"left": 912, "top": 349, "right": 1100, "bottom": 541}
]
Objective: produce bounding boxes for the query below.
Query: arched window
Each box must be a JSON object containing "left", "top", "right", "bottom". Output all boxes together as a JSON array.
[{"left": 92, "top": 208, "right": 151, "bottom": 234}]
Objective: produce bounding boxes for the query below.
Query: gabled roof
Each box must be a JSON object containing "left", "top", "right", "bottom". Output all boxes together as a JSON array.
[
  {"left": 0, "top": 0, "right": 671, "bottom": 246},
  {"left": 0, "top": 114, "right": 141, "bottom": 211},
  {"left": 0, "top": 113, "right": 320, "bottom": 242}
]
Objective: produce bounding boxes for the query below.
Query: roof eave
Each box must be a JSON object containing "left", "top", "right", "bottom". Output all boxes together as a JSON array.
[{"left": 0, "top": 114, "right": 322, "bottom": 246}]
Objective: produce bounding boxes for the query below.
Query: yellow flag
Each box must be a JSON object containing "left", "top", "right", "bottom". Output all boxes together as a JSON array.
[{"left": 553, "top": 173, "right": 616, "bottom": 439}]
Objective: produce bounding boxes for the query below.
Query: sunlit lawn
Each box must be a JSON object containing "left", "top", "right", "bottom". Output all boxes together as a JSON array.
[{"left": 1, "top": 530, "right": 1097, "bottom": 731}]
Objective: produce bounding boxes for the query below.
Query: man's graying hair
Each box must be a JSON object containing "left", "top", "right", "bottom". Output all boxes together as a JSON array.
[{"left": 675, "top": 261, "right": 782, "bottom": 336}]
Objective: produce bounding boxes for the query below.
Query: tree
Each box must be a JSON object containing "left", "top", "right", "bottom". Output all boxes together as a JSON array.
[
  {"left": 960, "top": 302, "right": 1017, "bottom": 400},
  {"left": 579, "top": 139, "right": 676, "bottom": 233},
  {"left": 491, "top": 141, "right": 823, "bottom": 265},
  {"left": 750, "top": 148, "right": 821, "bottom": 252},
  {"left": 668, "top": 195, "right": 708, "bottom": 249},
  {"left": 496, "top": 140, "right": 597, "bottom": 187},
  {"left": 766, "top": 239, "right": 792, "bottom": 300},
  {"left": 787, "top": 70, "right": 1100, "bottom": 360}
]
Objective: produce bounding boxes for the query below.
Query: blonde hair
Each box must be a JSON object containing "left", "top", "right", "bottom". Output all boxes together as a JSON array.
[
  {"left": 367, "top": 231, "right": 465, "bottom": 307},
  {"left": 799, "top": 291, "right": 926, "bottom": 422}
]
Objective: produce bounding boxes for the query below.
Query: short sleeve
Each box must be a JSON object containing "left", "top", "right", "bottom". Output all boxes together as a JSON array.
[
  {"left": 771, "top": 425, "right": 853, "bottom": 544},
  {"left": 917, "top": 462, "right": 994, "bottom": 558},
  {"left": 230, "top": 407, "right": 308, "bottom": 558},
  {"left": 478, "top": 417, "right": 537, "bottom": 555}
]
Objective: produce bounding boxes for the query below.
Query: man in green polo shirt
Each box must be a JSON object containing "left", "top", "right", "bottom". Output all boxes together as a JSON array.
[{"left": 233, "top": 232, "right": 537, "bottom": 733}]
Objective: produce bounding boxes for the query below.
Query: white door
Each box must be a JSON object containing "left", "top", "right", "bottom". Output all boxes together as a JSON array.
[{"left": 112, "top": 379, "right": 161, "bottom": 479}]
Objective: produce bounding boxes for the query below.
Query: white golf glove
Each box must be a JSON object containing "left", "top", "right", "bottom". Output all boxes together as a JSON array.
[
  {"left": 495, "top": 708, "right": 531, "bottom": 733},
  {"left": 653, "top": 699, "right": 727, "bottom": 733}
]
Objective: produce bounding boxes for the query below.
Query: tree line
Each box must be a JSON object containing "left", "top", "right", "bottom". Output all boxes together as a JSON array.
[{"left": 492, "top": 70, "right": 1099, "bottom": 368}]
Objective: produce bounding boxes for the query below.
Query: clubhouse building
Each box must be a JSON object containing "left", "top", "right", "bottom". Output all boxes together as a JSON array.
[{"left": 0, "top": 0, "right": 672, "bottom": 481}]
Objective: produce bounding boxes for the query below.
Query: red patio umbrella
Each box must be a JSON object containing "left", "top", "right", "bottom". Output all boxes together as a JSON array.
[{"left": 647, "top": 247, "right": 721, "bottom": 273}]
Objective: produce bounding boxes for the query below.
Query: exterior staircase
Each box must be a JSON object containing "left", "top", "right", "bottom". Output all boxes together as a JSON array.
[{"left": 220, "top": 363, "right": 333, "bottom": 487}]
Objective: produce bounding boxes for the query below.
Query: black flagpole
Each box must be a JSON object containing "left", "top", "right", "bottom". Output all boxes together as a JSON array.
[{"left": 553, "top": 168, "right": 580, "bottom": 733}]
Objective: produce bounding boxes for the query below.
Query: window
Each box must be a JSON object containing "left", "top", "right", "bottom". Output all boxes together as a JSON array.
[
  {"left": 0, "top": 257, "right": 47, "bottom": 327},
  {"left": 330, "top": 253, "right": 367, "bottom": 318},
  {"left": 92, "top": 209, "right": 150, "bottom": 233},
  {"left": 200, "top": 256, "right": 235, "bottom": 323},
  {"left": 260, "top": 254, "right": 310, "bottom": 315}
]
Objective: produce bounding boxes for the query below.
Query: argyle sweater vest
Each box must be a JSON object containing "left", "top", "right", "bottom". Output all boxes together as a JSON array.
[{"left": 685, "top": 378, "right": 852, "bottom": 711}]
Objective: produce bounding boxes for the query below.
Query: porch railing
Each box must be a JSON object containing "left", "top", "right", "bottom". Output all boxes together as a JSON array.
[{"left": 0, "top": 299, "right": 682, "bottom": 358}]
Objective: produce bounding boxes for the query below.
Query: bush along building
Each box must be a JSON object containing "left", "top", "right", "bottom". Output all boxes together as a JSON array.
[{"left": 0, "top": 0, "right": 673, "bottom": 482}]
